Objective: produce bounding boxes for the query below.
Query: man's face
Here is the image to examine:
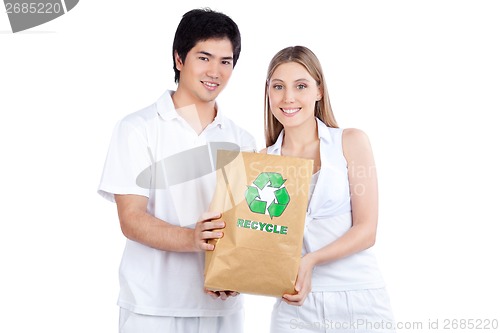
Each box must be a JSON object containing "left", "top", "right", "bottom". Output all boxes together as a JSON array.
[{"left": 175, "top": 38, "right": 234, "bottom": 104}]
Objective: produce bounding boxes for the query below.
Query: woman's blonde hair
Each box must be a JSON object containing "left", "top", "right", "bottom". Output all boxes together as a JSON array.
[{"left": 264, "top": 46, "right": 338, "bottom": 147}]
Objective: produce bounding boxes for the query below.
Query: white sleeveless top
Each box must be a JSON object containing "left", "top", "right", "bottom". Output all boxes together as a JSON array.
[
  {"left": 308, "top": 171, "right": 320, "bottom": 204},
  {"left": 267, "top": 118, "right": 385, "bottom": 291}
]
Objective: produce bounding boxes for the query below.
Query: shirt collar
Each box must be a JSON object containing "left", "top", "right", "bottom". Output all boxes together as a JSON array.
[
  {"left": 267, "top": 130, "right": 284, "bottom": 154},
  {"left": 155, "top": 89, "right": 225, "bottom": 129},
  {"left": 316, "top": 117, "right": 333, "bottom": 144},
  {"left": 210, "top": 108, "right": 226, "bottom": 129},
  {"left": 156, "top": 90, "right": 178, "bottom": 121},
  {"left": 267, "top": 117, "right": 332, "bottom": 153}
]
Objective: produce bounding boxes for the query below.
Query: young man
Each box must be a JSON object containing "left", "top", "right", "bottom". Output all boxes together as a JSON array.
[{"left": 98, "top": 8, "right": 255, "bottom": 333}]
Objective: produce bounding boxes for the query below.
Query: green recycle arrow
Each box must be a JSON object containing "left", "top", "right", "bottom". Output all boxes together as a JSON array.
[
  {"left": 253, "top": 172, "right": 286, "bottom": 189},
  {"left": 268, "top": 187, "right": 290, "bottom": 218},
  {"left": 244, "top": 172, "right": 290, "bottom": 218},
  {"left": 244, "top": 186, "right": 267, "bottom": 214}
]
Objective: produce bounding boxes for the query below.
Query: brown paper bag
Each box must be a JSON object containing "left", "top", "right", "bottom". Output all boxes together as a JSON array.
[{"left": 204, "top": 151, "right": 313, "bottom": 297}]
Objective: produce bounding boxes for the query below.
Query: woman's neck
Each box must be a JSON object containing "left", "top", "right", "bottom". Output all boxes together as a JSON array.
[
  {"left": 282, "top": 117, "right": 318, "bottom": 152},
  {"left": 281, "top": 117, "right": 321, "bottom": 172}
]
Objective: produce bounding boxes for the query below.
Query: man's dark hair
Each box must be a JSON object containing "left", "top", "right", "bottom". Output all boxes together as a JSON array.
[{"left": 172, "top": 8, "right": 241, "bottom": 83}]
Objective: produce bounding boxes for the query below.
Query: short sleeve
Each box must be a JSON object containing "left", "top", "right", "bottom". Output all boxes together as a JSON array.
[
  {"left": 97, "top": 118, "right": 151, "bottom": 202},
  {"left": 241, "top": 132, "right": 257, "bottom": 152}
]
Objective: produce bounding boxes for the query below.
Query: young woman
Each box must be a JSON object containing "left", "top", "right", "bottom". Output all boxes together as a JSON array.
[{"left": 263, "top": 46, "right": 395, "bottom": 333}]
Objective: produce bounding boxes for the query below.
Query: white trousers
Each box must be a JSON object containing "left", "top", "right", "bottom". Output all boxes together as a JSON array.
[
  {"left": 270, "top": 288, "right": 395, "bottom": 333},
  {"left": 119, "top": 308, "right": 244, "bottom": 333}
]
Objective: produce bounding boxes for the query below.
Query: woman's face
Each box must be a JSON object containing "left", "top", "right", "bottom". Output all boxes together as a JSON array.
[{"left": 268, "top": 61, "right": 322, "bottom": 129}]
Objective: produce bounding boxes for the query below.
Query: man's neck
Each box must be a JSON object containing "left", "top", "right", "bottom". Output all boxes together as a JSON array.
[{"left": 172, "top": 91, "right": 217, "bottom": 135}]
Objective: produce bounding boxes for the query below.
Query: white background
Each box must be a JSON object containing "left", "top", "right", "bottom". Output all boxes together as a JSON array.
[{"left": 1, "top": 1, "right": 499, "bottom": 332}]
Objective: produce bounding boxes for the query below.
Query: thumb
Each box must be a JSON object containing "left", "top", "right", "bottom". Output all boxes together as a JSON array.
[{"left": 295, "top": 277, "right": 302, "bottom": 292}]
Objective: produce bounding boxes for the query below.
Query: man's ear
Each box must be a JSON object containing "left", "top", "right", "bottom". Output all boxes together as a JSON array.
[{"left": 174, "top": 51, "right": 183, "bottom": 71}]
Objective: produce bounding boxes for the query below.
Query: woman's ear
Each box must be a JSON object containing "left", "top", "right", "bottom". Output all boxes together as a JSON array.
[{"left": 316, "top": 88, "right": 323, "bottom": 101}]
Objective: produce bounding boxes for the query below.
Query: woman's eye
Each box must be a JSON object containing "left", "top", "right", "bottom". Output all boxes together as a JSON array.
[
  {"left": 297, "top": 84, "right": 307, "bottom": 90},
  {"left": 273, "top": 85, "right": 284, "bottom": 90}
]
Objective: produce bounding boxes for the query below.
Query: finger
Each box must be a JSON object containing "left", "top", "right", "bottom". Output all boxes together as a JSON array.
[
  {"left": 282, "top": 293, "right": 302, "bottom": 302},
  {"left": 207, "top": 291, "right": 219, "bottom": 299},
  {"left": 282, "top": 294, "right": 306, "bottom": 306},
  {"left": 219, "top": 291, "right": 228, "bottom": 300},
  {"left": 200, "top": 230, "right": 224, "bottom": 241},
  {"left": 204, "top": 288, "right": 220, "bottom": 298},
  {"left": 199, "top": 242, "right": 215, "bottom": 251},
  {"left": 227, "top": 291, "right": 239, "bottom": 297},
  {"left": 200, "top": 211, "right": 222, "bottom": 222},
  {"left": 199, "top": 220, "right": 225, "bottom": 231},
  {"left": 282, "top": 298, "right": 303, "bottom": 306}
]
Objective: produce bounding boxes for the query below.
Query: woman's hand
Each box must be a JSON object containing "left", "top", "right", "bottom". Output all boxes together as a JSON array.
[{"left": 282, "top": 254, "right": 316, "bottom": 306}]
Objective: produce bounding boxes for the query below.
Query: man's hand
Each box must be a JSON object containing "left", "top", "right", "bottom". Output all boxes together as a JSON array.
[
  {"left": 204, "top": 288, "right": 239, "bottom": 300},
  {"left": 193, "top": 211, "right": 225, "bottom": 251}
]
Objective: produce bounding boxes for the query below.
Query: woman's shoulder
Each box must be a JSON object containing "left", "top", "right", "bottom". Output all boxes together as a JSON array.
[
  {"left": 342, "top": 127, "right": 369, "bottom": 141},
  {"left": 324, "top": 126, "right": 370, "bottom": 147},
  {"left": 341, "top": 128, "right": 373, "bottom": 159}
]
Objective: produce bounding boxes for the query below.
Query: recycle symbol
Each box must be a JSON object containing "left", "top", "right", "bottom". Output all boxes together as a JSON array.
[{"left": 244, "top": 172, "right": 290, "bottom": 218}]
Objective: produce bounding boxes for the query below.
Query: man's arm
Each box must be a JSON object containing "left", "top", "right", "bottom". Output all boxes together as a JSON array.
[{"left": 115, "top": 194, "right": 224, "bottom": 252}]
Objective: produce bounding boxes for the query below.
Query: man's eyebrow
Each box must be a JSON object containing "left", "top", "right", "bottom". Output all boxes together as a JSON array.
[
  {"left": 197, "top": 51, "right": 233, "bottom": 61},
  {"left": 198, "top": 51, "right": 213, "bottom": 57}
]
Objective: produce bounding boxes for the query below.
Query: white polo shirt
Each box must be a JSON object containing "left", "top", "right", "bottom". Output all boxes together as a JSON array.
[
  {"left": 98, "top": 90, "right": 256, "bottom": 316},
  {"left": 267, "top": 118, "right": 385, "bottom": 292}
]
